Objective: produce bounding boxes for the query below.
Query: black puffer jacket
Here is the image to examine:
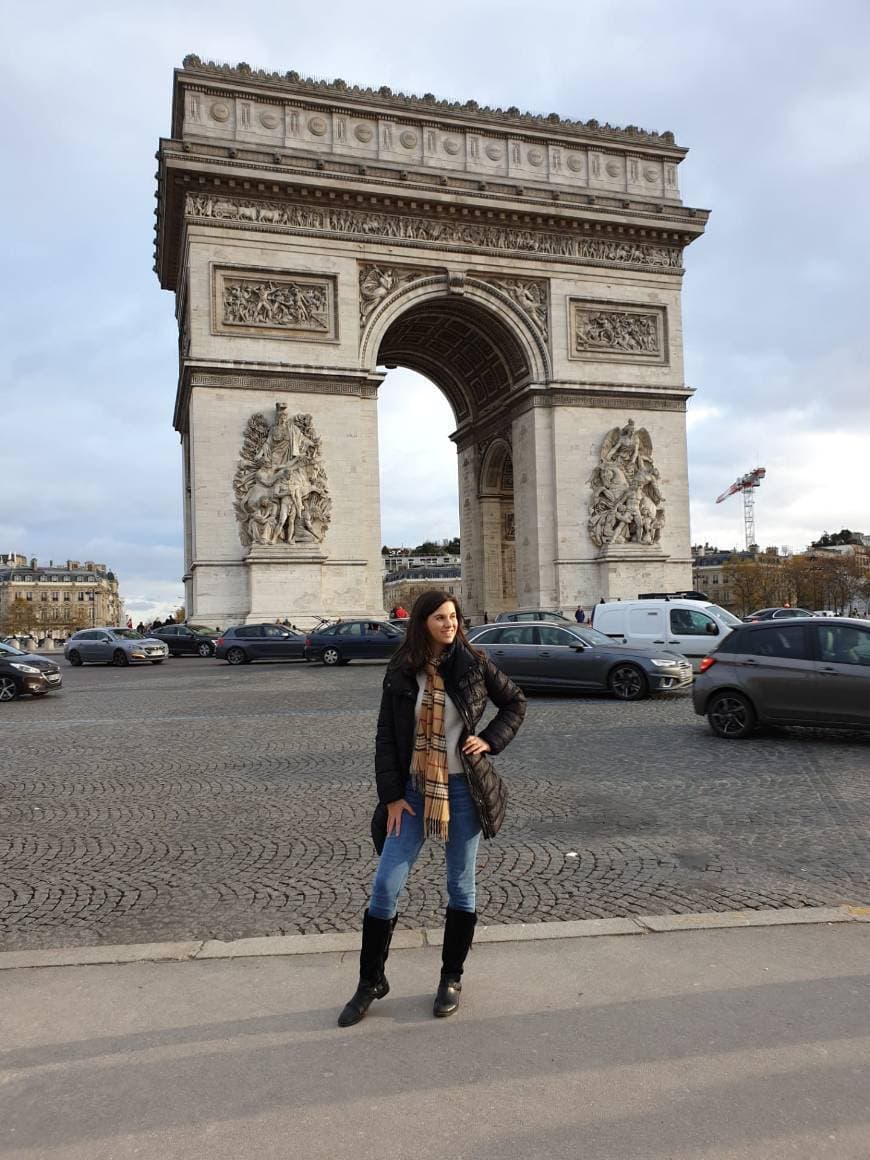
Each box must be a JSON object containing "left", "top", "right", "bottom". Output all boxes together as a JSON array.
[{"left": 375, "top": 643, "right": 526, "bottom": 838}]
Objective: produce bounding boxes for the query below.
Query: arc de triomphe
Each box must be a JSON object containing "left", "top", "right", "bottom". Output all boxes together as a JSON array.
[{"left": 154, "top": 57, "right": 708, "bottom": 624}]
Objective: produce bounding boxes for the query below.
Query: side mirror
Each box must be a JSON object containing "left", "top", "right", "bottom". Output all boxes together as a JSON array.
[{"left": 705, "top": 622, "right": 719, "bottom": 635}]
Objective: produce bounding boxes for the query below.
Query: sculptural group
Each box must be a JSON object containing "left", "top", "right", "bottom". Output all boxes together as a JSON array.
[
  {"left": 587, "top": 420, "right": 665, "bottom": 548},
  {"left": 233, "top": 402, "right": 332, "bottom": 546}
]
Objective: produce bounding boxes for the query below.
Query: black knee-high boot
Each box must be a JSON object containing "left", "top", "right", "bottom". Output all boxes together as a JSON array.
[
  {"left": 337, "top": 910, "right": 398, "bottom": 1028},
  {"left": 433, "top": 908, "right": 477, "bottom": 1018}
]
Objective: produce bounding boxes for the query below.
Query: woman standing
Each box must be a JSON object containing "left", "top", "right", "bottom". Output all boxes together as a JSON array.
[{"left": 338, "top": 589, "right": 526, "bottom": 1027}]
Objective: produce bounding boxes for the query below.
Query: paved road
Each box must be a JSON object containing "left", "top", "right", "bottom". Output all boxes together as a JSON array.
[{"left": 0, "top": 657, "right": 868, "bottom": 949}]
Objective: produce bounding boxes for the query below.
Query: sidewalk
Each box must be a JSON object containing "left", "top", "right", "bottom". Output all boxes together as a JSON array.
[{"left": 1, "top": 913, "right": 868, "bottom": 1160}]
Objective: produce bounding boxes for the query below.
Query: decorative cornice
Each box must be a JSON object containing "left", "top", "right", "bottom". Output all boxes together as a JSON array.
[{"left": 179, "top": 56, "right": 682, "bottom": 150}]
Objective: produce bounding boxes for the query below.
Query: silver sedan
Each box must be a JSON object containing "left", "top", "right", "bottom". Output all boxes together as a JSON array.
[
  {"left": 467, "top": 621, "right": 692, "bottom": 700},
  {"left": 64, "top": 627, "right": 169, "bottom": 667}
]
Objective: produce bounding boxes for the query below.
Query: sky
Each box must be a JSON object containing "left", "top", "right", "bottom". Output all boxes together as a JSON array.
[{"left": 2, "top": 0, "right": 868, "bottom": 619}]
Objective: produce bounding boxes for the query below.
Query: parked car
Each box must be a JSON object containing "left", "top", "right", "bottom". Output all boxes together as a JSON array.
[
  {"left": 467, "top": 621, "right": 692, "bottom": 700},
  {"left": 215, "top": 623, "right": 306, "bottom": 665},
  {"left": 150, "top": 623, "right": 220, "bottom": 657},
  {"left": 64, "top": 628, "right": 169, "bottom": 666},
  {"left": 0, "top": 641, "right": 63, "bottom": 701},
  {"left": 304, "top": 620, "right": 405, "bottom": 665},
  {"left": 741, "top": 607, "right": 813, "bottom": 622},
  {"left": 494, "top": 609, "right": 572, "bottom": 624},
  {"left": 590, "top": 598, "right": 742, "bottom": 670},
  {"left": 812, "top": 610, "right": 836, "bottom": 618},
  {"left": 693, "top": 617, "right": 870, "bottom": 738}
]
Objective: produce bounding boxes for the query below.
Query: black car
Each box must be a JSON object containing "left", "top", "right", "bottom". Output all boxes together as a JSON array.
[
  {"left": 0, "top": 641, "right": 63, "bottom": 702},
  {"left": 150, "top": 624, "right": 220, "bottom": 657},
  {"left": 215, "top": 623, "right": 306, "bottom": 665},
  {"left": 467, "top": 621, "right": 692, "bottom": 700},
  {"left": 304, "top": 620, "right": 405, "bottom": 665},
  {"left": 693, "top": 617, "right": 870, "bottom": 738},
  {"left": 742, "top": 607, "right": 813, "bottom": 622}
]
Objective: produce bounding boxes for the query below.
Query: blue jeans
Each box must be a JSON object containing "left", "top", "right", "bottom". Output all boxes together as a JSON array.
[{"left": 369, "top": 777, "right": 482, "bottom": 919}]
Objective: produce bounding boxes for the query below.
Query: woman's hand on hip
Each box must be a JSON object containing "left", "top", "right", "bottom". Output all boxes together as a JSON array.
[
  {"left": 386, "top": 798, "right": 415, "bottom": 837},
  {"left": 462, "top": 735, "right": 491, "bottom": 757}
]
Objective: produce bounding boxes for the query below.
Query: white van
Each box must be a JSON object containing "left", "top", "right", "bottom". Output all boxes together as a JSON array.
[{"left": 590, "top": 598, "right": 743, "bottom": 670}]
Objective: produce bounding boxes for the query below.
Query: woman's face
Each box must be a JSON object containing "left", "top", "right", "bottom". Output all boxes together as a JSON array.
[{"left": 425, "top": 601, "right": 458, "bottom": 649}]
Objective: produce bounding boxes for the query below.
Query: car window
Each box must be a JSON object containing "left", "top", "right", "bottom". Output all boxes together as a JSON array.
[
  {"left": 537, "top": 626, "right": 577, "bottom": 646},
  {"left": 670, "top": 608, "right": 718, "bottom": 635},
  {"left": 335, "top": 622, "right": 364, "bottom": 637},
  {"left": 498, "top": 625, "right": 536, "bottom": 645},
  {"left": 713, "top": 628, "right": 745, "bottom": 653},
  {"left": 158, "top": 626, "right": 177, "bottom": 636},
  {"left": 816, "top": 624, "right": 870, "bottom": 667},
  {"left": 746, "top": 625, "right": 811, "bottom": 660},
  {"left": 572, "top": 627, "right": 612, "bottom": 647},
  {"left": 0, "top": 642, "right": 25, "bottom": 656},
  {"left": 235, "top": 626, "right": 263, "bottom": 639},
  {"left": 111, "top": 629, "right": 144, "bottom": 640},
  {"left": 262, "top": 625, "right": 286, "bottom": 638},
  {"left": 471, "top": 628, "right": 501, "bottom": 644},
  {"left": 704, "top": 604, "right": 743, "bottom": 626}
]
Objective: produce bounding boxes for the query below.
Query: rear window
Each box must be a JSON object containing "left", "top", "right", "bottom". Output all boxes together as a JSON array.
[
  {"left": 234, "top": 626, "right": 263, "bottom": 639},
  {"left": 744, "top": 624, "right": 811, "bottom": 660}
]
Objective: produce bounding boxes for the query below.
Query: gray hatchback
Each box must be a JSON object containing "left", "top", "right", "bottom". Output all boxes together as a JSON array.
[
  {"left": 64, "top": 628, "right": 169, "bottom": 666},
  {"left": 693, "top": 617, "right": 870, "bottom": 737},
  {"left": 467, "top": 621, "right": 692, "bottom": 700}
]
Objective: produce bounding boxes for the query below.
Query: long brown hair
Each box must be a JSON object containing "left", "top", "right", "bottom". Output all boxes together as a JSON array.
[{"left": 391, "top": 589, "right": 480, "bottom": 673}]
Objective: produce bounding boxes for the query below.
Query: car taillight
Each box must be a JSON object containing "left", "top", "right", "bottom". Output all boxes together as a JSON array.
[
  {"left": 216, "top": 637, "right": 224, "bottom": 646},
  {"left": 699, "top": 657, "right": 716, "bottom": 673}
]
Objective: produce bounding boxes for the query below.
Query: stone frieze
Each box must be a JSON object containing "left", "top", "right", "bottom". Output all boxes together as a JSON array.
[{"left": 187, "top": 193, "right": 683, "bottom": 273}]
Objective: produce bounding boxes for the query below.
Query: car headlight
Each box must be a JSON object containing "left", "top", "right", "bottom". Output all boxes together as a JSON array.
[
  {"left": 650, "top": 658, "right": 680, "bottom": 668},
  {"left": 10, "top": 662, "right": 42, "bottom": 674}
]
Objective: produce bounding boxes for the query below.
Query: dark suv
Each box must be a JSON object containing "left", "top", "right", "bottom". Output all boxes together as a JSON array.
[{"left": 693, "top": 617, "right": 870, "bottom": 738}]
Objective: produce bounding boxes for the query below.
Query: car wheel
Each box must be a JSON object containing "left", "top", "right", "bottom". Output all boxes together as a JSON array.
[
  {"left": 226, "top": 647, "right": 247, "bottom": 665},
  {"left": 196, "top": 642, "right": 214, "bottom": 657},
  {"left": 67, "top": 650, "right": 83, "bottom": 667},
  {"left": 608, "top": 664, "right": 648, "bottom": 701},
  {"left": 707, "top": 691, "right": 756, "bottom": 739},
  {"left": 113, "top": 649, "right": 130, "bottom": 667},
  {"left": 322, "top": 647, "right": 341, "bottom": 666},
  {"left": 0, "top": 675, "right": 19, "bottom": 702}
]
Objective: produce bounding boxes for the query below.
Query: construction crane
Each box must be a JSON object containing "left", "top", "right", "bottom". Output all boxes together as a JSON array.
[{"left": 715, "top": 467, "right": 766, "bottom": 549}]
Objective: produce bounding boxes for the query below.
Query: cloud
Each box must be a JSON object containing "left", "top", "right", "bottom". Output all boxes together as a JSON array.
[{"left": 1, "top": 0, "right": 868, "bottom": 607}]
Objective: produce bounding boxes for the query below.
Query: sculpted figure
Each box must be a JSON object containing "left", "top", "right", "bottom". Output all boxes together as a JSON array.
[
  {"left": 233, "top": 402, "right": 332, "bottom": 547},
  {"left": 587, "top": 421, "right": 665, "bottom": 548}
]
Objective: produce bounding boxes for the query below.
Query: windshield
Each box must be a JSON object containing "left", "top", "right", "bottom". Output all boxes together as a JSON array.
[
  {"left": 705, "top": 604, "right": 742, "bottom": 627},
  {"left": 111, "top": 629, "right": 144, "bottom": 640},
  {"left": 0, "top": 641, "right": 26, "bottom": 656},
  {"left": 573, "top": 627, "right": 614, "bottom": 647}
]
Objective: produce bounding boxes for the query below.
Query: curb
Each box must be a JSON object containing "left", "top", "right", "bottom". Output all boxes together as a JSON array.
[{"left": 1, "top": 904, "right": 867, "bottom": 971}]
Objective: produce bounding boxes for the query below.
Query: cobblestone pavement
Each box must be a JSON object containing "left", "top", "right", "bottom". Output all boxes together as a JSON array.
[{"left": 1, "top": 657, "right": 868, "bottom": 950}]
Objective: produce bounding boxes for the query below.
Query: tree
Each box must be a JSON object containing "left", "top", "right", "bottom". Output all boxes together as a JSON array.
[
  {"left": 0, "top": 597, "right": 34, "bottom": 637},
  {"left": 722, "top": 560, "right": 763, "bottom": 616}
]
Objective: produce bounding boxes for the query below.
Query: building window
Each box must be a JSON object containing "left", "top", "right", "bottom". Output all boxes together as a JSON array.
[
  {"left": 26, "top": 592, "right": 33, "bottom": 601},
  {"left": 63, "top": 592, "right": 70, "bottom": 602}
]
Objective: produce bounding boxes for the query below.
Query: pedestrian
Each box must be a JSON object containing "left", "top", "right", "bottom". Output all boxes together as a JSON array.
[
  {"left": 574, "top": 604, "right": 586, "bottom": 623},
  {"left": 337, "top": 589, "right": 526, "bottom": 1027},
  {"left": 395, "top": 604, "right": 409, "bottom": 619}
]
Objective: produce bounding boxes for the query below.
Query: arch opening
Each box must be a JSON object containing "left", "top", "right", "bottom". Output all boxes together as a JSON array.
[{"left": 377, "top": 295, "right": 526, "bottom": 619}]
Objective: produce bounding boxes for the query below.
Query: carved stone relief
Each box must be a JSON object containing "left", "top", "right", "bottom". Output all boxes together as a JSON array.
[
  {"left": 358, "top": 263, "right": 439, "bottom": 327},
  {"left": 482, "top": 276, "right": 549, "bottom": 340},
  {"left": 587, "top": 420, "right": 665, "bottom": 549},
  {"left": 186, "top": 194, "right": 683, "bottom": 273},
  {"left": 569, "top": 300, "right": 667, "bottom": 364},
  {"left": 233, "top": 401, "right": 332, "bottom": 547},
  {"left": 213, "top": 268, "right": 337, "bottom": 341}
]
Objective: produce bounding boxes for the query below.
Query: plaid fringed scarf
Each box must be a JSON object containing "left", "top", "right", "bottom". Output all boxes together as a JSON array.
[{"left": 410, "top": 659, "right": 451, "bottom": 840}]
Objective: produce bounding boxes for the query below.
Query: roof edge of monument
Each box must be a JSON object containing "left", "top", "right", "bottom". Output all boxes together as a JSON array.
[{"left": 178, "top": 55, "right": 685, "bottom": 153}]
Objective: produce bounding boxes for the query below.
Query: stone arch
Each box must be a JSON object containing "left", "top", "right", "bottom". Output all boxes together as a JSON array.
[
  {"left": 361, "top": 276, "right": 548, "bottom": 426},
  {"left": 477, "top": 437, "right": 516, "bottom": 614}
]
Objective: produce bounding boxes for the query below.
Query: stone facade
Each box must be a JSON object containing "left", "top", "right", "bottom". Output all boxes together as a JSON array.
[
  {"left": 155, "top": 58, "right": 708, "bottom": 625},
  {"left": 0, "top": 554, "right": 123, "bottom": 640}
]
